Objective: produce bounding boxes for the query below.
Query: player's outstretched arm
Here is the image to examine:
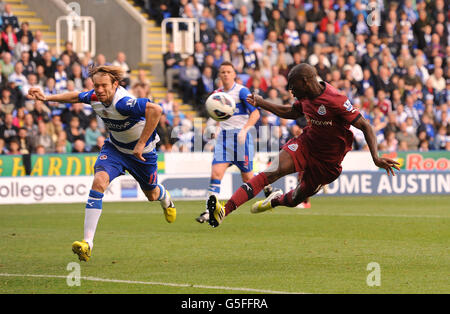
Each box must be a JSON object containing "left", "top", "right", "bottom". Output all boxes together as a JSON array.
[
  {"left": 28, "top": 87, "right": 80, "bottom": 103},
  {"left": 133, "top": 101, "right": 163, "bottom": 161},
  {"left": 247, "top": 93, "right": 302, "bottom": 120},
  {"left": 353, "top": 116, "right": 400, "bottom": 176}
]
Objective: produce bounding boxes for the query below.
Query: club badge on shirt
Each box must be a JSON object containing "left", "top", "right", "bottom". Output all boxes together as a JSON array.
[{"left": 318, "top": 105, "right": 326, "bottom": 115}]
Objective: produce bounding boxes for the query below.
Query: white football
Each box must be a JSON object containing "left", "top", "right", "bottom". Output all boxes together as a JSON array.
[{"left": 205, "top": 92, "right": 236, "bottom": 121}]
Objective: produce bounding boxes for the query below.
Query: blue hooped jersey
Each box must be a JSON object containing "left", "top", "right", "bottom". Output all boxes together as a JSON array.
[
  {"left": 78, "top": 86, "right": 159, "bottom": 155},
  {"left": 214, "top": 83, "right": 257, "bottom": 130}
]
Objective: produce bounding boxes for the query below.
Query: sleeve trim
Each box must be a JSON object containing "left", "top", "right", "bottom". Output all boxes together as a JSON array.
[{"left": 351, "top": 113, "right": 362, "bottom": 125}]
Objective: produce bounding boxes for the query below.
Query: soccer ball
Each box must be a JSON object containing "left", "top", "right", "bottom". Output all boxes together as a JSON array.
[{"left": 205, "top": 92, "right": 236, "bottom": 121}]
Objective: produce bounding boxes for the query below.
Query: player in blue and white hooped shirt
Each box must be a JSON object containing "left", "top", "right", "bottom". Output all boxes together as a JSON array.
[
  {"left": 28, "top": 66, "right": 176, "bottom": 262},
  {"left": 196, "top": 61, "right": 275, "bottom": 223}
]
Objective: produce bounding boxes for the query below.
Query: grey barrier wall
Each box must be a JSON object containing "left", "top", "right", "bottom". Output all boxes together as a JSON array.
[{"left": 22, "top": 0, "right": 145, "bottom": 69}]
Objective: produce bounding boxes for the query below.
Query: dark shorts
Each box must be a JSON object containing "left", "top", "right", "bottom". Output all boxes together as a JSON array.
[
  {"left": 282, "top": 137, "right": 342, "bottom": 197},
  {"left": 94, "top": 141, "right": 159, "bottom": 191}
]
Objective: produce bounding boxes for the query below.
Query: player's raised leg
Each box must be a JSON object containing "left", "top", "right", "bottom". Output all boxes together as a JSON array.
[
  {"left": 253, "top": 180, "right": 315, "bottom": 213},
  {"left": 72, "top": 171, "right": 110, "bottom": 262},
  {"left": 126, "top": 151, "right": 176, "bottom": 223},
  {"left": 209, "top": 150, "right": 296, "bottom": 227},
  {"left": 241, "top": 170, "right": 277, "bottom": 198},
  {"left": 143, "top": 183, "right": 176, "bottom": 223}
]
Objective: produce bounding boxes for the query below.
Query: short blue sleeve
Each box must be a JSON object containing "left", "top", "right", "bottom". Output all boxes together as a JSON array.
[
  {"left": 78, "top": 89, "right": 95, "bottom": 104},
  {"left": 115, "top": 97, "right": 149, "bottom": 118},
  {"left": 239, "top": 87, "right": 256, "bottom": 113}
]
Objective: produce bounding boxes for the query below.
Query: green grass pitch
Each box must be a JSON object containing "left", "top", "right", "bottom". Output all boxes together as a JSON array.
[{"left": 0, "top": 196, "right": 449, "bottom": 294}]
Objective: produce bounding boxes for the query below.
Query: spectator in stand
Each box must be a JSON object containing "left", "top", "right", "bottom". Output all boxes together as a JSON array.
[
  {"left": 1, "top": 24, "right": 17, "bottom": 53},
  {"left": 54, "top": 60, "right": 68, "bottom": 92},
  {"left": 30, "top": 100, "right": 50, "bottom": 124},
  {"left": 159, "top": 91, "right": 176, "bottom": 116},
  {"left": 156, "top": 113, "right": 174, "bottom": 152},
  {"left": 396, "top": 121, "right": 419, "bottom": 150},
  {"left": 208, "top": 34, "right": 227, "bottom": 55},
  {"left": 31, "top": 120, "right": 55, "bottom": 153},
  {"left": 381, "top": 131, "right": 398, "bottom": 153},
  {"left": 166, "top": 101, "right": 185, "bottom": 126},
  {"left": 0, "top": 87, "right": 16, "bottom": 114},
  {"left": 284, "top": 20, "right": 300, "bottom": 49},
  {"left": 19, "top": 51, "right": 36, "bottom": 77},
  {"left": 70, "top": 63, "right": 84, "bottom": 91},
  {"left": 80, "top": 55, "right": 92, "bottom": 79},
  {"left": 23, "top": 73, "right": 42, "bottom": 111},
  {"left": 242, "top": 35, "right": 259, "bottom": 72},
  {"left": 199, "top": 7, "right": 215, "bottom": 29},
  {"left": 8, "top": 62, "right": 27, "bottom": 91},
  {"left": 417, "top": 114, "right": 436, "bottom": 144},
  {"left": 7, "top": 138, "right": 20, "bottom": 155},
  {"left": 198, "top": 65, "right": 215, "bottom": 95},
  {"left": 94, "top": 53, "right": 110, "bottom": 67},
  {"left": 429, "top": 67, "right": 446, "bottom": 93},
  {"left": 253, "top": 0, "right": 271, "bottom": 31},
  {"left": 216, "top": 8, "right": 235, "bottom": 35},
  {"left": 234, "top": 6, "right": 252, "bottom": 35},
  {"left": 434, "top": 125, "right": 449, "bottom": 150},
  {"left": 179, "top": 55, "right": 201, "bottom": 105},
  {"left": 64, "top": 115, "right": 85, "bottom": 144},
  {"left": 84, "top": 118, "right": 102, "bottom": 151},
  {"left": 199, "top": 20, "right": 215, "bottom": 45},
  {"left": 375, "top": 89, "right": 392, "bottom": 116},
  {"left": 163, "top": 42, "right": 182, "bottom": 92},
  {"left": 72, "top": 139, "right": 87, "bottom": 153},
  {"left": 22, "top": 112, "right": 37, "bottom": 138},
  {"left": 47, "top": 114, "right": 62, "bottom": 143},
  {"left": 374, "top": 66, "right": 395, "bottom": 95},
  {"left": 60, "top": 41, "right": 80, "bottom": 65},
  {"left": 0, "top": 113, "right": 18, "bottom": 144},
  {"left": 54, "top": 130, "right": 71, "bottom": 153},
  {"left": 17, "top": 127, "right": 32, "bottom": 154},
  {"left": 0, "top": 0, "right": 5, "bottom": 15},
  {"left": 28, "top": 41, "right": 42, "bottom": 66},
  {"left": 2, "top": 3, "right": 19, "bottom": 32},
  {"left": 17, "top": 22, "right": 33, "bottom": 44},
  {"left": 89, "top": 135, "right": 105, "bottom": 153},
  {"left": 130, "top": 68, "right": 151, "bottom": 88},
  {"left": 112, "top": 51, "right": 131, "bottom": 88},
  {"left": 34, "top": 30, "right": 49, "bottom": 55},
  {"left": 0, "top": 51, "right": 13, "bottom": 79},
  {"left": 61, "top": 102, "right": 90, "bottom": 129},
  {"left": 42, "top": 51, "right": 56, "bottom": 79},
  {"left": 306, "top": 0, "right": 324, "bottom": 23},
  {"left": 216, "top": 0, "right": 235, "bottom": 14}
]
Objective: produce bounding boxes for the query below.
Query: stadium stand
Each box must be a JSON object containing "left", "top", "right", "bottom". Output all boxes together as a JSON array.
[
  {"left": 0, "top": 0, "right": 449, "bottom": 156},
  {"left": 131, "top": 0, "right": 449, "bottom": 153}
]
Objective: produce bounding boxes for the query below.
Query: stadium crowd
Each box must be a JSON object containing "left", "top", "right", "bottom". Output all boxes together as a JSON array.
[
  {"left": 152, "top": 0, "right": 450, "bottom": 153},
  {"left": 0, "top": 0, "right": 449, "bottom": 157}
]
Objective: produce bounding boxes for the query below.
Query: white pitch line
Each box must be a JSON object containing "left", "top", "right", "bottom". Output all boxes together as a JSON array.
[
  {"left": 44, "top": 209, "right": 450, "bottom": 219},
  {"left": 0, "top": 273, "right": 306, "bottom": 294}
]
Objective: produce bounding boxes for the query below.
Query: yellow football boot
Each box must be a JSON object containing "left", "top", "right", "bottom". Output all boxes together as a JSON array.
[
  {"left": 72, "top": 240, "right": 91, "bottom": 262},
  {"left": 207, "top": 195, "right": 226, "bottom": 228},
  {"left": 163, "top": 191, "right": 176, "bottom": 223},
  {"left": 251, "top": 189, "right": 283, "bottom": 214}
]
